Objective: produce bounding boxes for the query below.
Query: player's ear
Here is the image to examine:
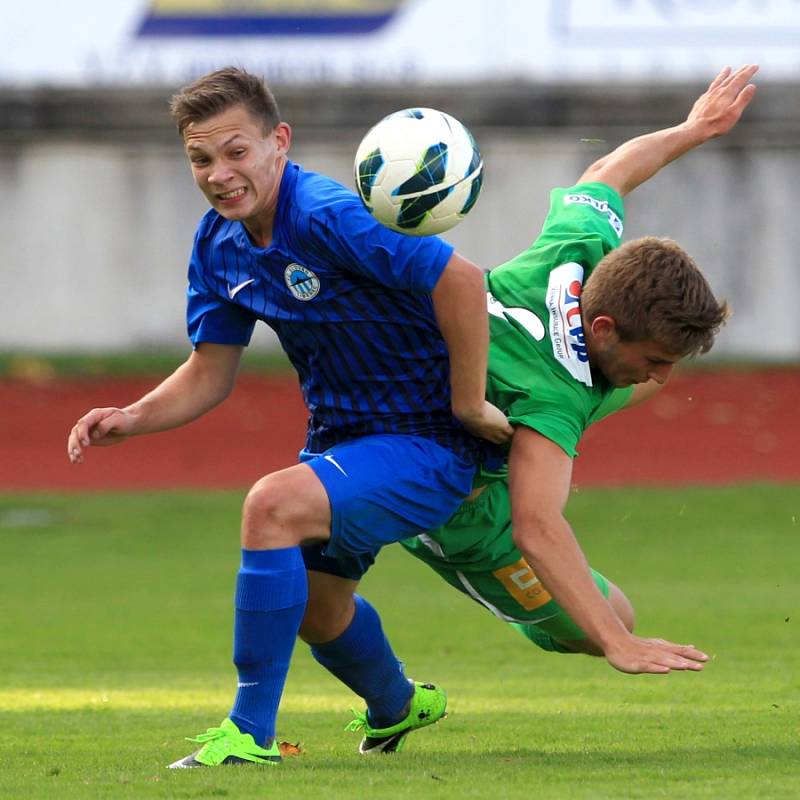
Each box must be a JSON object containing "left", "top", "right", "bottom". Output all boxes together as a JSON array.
[
  {"left": 273, "top": 122, "right": 292, "bottom": 154},
  {"left": 589, "top": 315, "right": 619, "bottom": 343}
]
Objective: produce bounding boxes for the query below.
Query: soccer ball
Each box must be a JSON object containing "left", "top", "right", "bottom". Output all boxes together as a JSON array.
[{"left": 354, "top": 108, "right": 483, "bottom": 236}]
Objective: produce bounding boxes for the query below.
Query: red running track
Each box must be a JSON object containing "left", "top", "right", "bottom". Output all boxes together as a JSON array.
[{"left": 1, "top": 369, "right": 798, "bottom": 492}]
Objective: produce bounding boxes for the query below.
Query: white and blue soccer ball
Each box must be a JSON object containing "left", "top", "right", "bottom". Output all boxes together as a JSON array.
[{"left": 354, "top": 107, "right": 483, "bottom": 236}]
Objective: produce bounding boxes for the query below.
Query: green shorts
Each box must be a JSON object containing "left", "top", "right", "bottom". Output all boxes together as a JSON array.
[{"left": 400, "top": 479, "right": 609, "bottom": 643}]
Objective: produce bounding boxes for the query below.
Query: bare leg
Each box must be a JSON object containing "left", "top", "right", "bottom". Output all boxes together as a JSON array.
[{"left": 298, "top": 570, "right": 358, "bottom": 644}]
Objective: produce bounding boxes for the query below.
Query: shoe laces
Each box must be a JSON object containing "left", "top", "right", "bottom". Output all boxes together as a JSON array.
[
  {"left": 344, "top": 709, "right": 368, "bottom": 733},
  {"left": 186, "top": 725, "right": 238, "bottom": 762},
  {"left": 186, "top": 725, "right": 230, "bottom": 744}
]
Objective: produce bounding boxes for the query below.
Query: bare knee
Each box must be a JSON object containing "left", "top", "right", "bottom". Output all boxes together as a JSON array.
[
  {"left": 242, "top": 476, "right": 294, "bottom": 548},
  {"left": 241, "top": 466, "right": 330, "bottom": 550},
  {"left": 608, "top": 582, "right": 635, "bottom": 633}
]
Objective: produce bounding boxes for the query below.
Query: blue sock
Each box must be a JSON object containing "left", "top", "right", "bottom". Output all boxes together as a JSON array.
[
  {"left": 310, "top": 595, "right": 413, "bottom": 729},
  {"left": 229, "top": 547, "right": 308, "bottom": 746}
]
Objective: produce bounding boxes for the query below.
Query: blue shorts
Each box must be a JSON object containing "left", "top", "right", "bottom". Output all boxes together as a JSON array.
[{"left": 300, "top": 434, "right": 475, "bottom": 580}]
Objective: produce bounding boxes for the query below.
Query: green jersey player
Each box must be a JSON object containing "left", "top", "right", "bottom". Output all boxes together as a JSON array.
[{"left": 401, "top": 64, "right": 759, "bottom": 672}]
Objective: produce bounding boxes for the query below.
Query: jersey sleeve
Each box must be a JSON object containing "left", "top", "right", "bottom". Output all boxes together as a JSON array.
[
  {"left": 487, "top": 366, "right": 591, "bottom": 458},
  {"left": 186, "top": 231, "right": 257, "bottom": 348},
  {"left": 507, "top": 399, "right": 586, "bottom": 458},
  {"left": 473, "top": 392, "right": 588, "bottom": 486},
  {"left": 306, "top": 194, "right": 455, "bottom": 294},
  {"left": 486, "top": 181, "right": 624, "bottom": 295},
  {"left": 535, "top": 181, "right": 625, "bottom": 253}
]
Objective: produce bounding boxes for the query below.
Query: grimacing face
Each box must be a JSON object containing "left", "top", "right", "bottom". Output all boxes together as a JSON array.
[{"left": 183, "top": 105, "right": 291, "bottom": 229}]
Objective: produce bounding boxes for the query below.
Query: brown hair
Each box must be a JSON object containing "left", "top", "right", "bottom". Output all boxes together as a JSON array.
[
  {"left": 581, "top": 236, "right": 729, "bottom": 356},
  {"left": 170, "top": 67, "right": 281, "bottom": 136}
]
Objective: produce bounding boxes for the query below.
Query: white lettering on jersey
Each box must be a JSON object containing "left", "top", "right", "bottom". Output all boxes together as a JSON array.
[
  {"left": 546, "top": 262, "right": 593, "bottom": 387},
  {"left": 487, "top": 292, "right": 546, "bottom": 341},
  {"left": 563, "top": 193, "right": 623, "bottom": 237}
]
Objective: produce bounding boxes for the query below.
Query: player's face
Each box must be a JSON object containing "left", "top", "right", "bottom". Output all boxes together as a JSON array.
[
  {"left": 598, "top": 339, "right": 679, "bottom": 387},
  {"left": 183, "top": 105, "right": 291, "bottom": 227},
  {"left": 588, "top": 318, "right": 681, "bottom": 388}
]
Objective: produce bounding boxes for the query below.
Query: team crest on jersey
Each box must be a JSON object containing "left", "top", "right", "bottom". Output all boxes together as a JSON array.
[
  {"left": 284, "top": 264, "right": 320, "bottom": 301},
  {"left": 546, "top": 262, "right": 592, "bottom": 387}
]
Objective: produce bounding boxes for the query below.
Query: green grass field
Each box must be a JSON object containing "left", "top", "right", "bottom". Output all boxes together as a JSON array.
[{"left": 1, "top": 486, "right": 797, "bottom": 799}]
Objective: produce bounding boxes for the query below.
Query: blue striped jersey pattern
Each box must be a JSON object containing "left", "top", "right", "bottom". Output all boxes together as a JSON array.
[{"left": 186, "top": 161, "right": 479, "bottom": 461}]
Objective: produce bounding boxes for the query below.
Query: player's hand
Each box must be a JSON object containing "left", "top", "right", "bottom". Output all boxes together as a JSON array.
[
  {"left": 686, "top": 64, "right": 758, "bottom": 140},
  {"left": 456, "top": 400, "right": 514, "bottom": 444},
  {"left": 603, "top": 633, "right": 709, "bottom": 675},
  {"left": 67, "top": 407, "right": 136, "bottom": 463}
]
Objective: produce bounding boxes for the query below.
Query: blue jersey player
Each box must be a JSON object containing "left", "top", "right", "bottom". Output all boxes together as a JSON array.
[{"left": 67, "top": 67, "right": 512, "bottom": 766}]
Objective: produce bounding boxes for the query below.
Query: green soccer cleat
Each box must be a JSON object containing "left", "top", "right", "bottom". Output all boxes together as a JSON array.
[
  {"left": 345, "top": 680, "right": 447, "bottom": 754},
  {"left": 168, "top": 718, "right": 282, "bottom": 768}
]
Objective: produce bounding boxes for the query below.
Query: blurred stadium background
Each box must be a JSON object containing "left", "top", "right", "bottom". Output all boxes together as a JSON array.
[
  {"left": 1, "top": 2, "right": 798, "bottom": 797},
  {"left": 2, "top": 0, "right": 800, "bottom": 359},
  {"left": 2, "top": 0, "right": 798, "bottom": 489}
]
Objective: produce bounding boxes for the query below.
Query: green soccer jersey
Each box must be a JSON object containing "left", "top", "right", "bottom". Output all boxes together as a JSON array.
[
  {"left": 400, "top": 182, "right": 634, "bottom": 624},
  {"left": 478, "top": 181, "right": 632, "bottom": 483}
]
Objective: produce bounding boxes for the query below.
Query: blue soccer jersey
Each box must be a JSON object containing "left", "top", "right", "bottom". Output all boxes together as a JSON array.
[{"left": 186, "top": 160, "right": 478, "bottom": 459}]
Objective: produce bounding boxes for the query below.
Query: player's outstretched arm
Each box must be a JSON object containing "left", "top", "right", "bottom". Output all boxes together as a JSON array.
[
  {"left": 67, "top": 343, "right": 244, "bottom": 463},
  {"left": 432, "top": 252, "right": 513, "bottom": 445},
  {"left": 508, "top": 426, "right": 709, "bottom": 674},
  {"left": 580, "top": 64, "right": 758, "bottom": 197}
]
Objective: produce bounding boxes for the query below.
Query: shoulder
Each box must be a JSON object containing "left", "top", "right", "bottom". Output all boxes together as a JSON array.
[
  {"left": 281, "top": 163, "right": 371, "bottom": 247},
  {"left": 506, "top": 366, "right": 598, "bottom": 458},
  {"left": 545, "top": 182, "right": 624, "bottom": 240},
  {"left": 288, "top": 163, "right": 417, "bottom": 249},
  {"left": 490, "top": 182, "right": 624, "bottom": 287},
  {"left": 290, "top": 163, "right": 364, "bottom": 219},
  {"left": 283, "top": 162, "right": 451, "bottom": 282}
]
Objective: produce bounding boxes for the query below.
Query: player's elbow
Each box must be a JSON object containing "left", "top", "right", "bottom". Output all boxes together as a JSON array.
[
  {"left": 511, "top": 513, "right": 558, "bottom": 559},
  {"left": 192, "top": 371, "right": 236, "bottom": 413},
  {"left": 578, "top": 157, "right": 610, "bottom": 185},
  {"left": 210, "top": 373, "right": 237, "bottom": 404},
  {"left": 185, "top": 352, "right": 240, "bottom": 408}
]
